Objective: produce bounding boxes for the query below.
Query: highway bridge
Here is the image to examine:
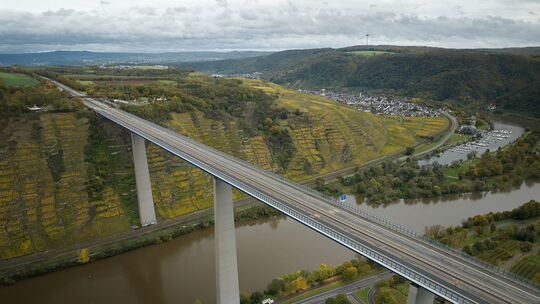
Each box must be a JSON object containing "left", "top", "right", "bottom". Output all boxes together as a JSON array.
[{"left": 49, "top": 78, "right": 539, "bottom": 304}]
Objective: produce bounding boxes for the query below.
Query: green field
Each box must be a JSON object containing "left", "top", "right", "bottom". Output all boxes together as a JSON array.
[
  {"left": 0, "top": 72, "right": 38, "bottom": 86},
  {"left": 77, "top": 80, "right": 94, "bottom": 85},
  {"left": 355, "top": 287, "right": 370, "bottom": 303},
  {"left": 510, "top": 251, "right": 540, "bottom": 282},
  {"left": 134, "top": 65, "right": 168, "bottom": 70},
  {"left": 348, "top": 51, "right": 393, "bottom": 56},
  {"left": 158, "top": 79, "right": 176, "bottom": 85}
]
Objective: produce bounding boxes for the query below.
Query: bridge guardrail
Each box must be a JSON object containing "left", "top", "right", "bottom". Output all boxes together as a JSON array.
[
  {"left": 176, "top": 133, "right": 540, "bottom": 291},
  {"left": 176, "top": 125, "right": 540, "bottom": 290},
  {"left": 331, "top": 199, "right": 540, "bottom": 291},
  {"left": 243, "top": 184, "right": 473, "bottom": 304},
  {"left": 110, "top": 116, "right": 472, "bottom": 303}
]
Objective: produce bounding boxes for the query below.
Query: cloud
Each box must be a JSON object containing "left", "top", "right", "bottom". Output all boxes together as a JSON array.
[{"left": 0, "top": 4, "right": 539, "bottom": 53}]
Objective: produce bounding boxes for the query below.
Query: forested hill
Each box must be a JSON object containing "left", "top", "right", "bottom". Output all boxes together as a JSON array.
[{"left": 180, "top": 46, "right": 540, "bottom": 117}]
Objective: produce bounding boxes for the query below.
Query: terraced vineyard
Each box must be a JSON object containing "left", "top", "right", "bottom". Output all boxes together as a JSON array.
[
  {"left": 0, "top": 77, "right": 450, "bottom": 260},
  {"left": 403, "top": 116, "right": 448, "bottom": 137},
  {"left": 146, "top": 111, "right": 276, "bottom": 220},
  {"left": 241, "top": 79, "right": 386, "bottom": 179},
  {"left": 510, "top": 252, "right": 540, "bottom": 281},
  {"left": 380, "top": 116, "right": 416, "bottom": 155},
  {"left": 0, "top": 113, "right": 130, "bottom": 259}
]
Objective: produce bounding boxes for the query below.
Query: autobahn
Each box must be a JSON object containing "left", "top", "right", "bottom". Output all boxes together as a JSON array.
[{"left": 51, "top": 78, "right": 539, "bottom": 304}]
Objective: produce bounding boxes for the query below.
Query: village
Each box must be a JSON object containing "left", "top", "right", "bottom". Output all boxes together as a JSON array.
[{"left": 300, "top": 89, "right": 441, "bottom": 117}]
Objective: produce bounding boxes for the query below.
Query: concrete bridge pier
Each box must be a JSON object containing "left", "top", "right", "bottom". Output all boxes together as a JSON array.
[
  {"left": 407, "top": 283, "right": 435, "bottom": 304},
  {"left": 214, "top": 178, "right": 240, "bottom": 304},
  {"left": 131, "top": 133, "right": 157, "bottom": 226}
]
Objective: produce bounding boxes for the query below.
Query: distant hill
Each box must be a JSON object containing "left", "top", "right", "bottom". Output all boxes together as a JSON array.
[
  {"left": 472, "top": 47, "right": 540, "bottom": 56},
  {"left": 0, "top": 50, "right": 272, "bottom": 66},
  {"left": 180, "top": 46, "right": 540, "bottom": 117}
]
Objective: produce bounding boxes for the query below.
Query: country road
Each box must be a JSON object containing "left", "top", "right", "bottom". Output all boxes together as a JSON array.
[{"left": 286, "top": 271, "right": 391, "bottom": 304}]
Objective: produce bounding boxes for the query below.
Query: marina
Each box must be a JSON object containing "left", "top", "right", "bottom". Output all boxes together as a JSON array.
[{"left": 419, "top": 120, "right": 524, "bottom": 166}]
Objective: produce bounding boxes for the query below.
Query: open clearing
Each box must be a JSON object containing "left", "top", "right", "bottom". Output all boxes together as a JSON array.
[
  {"left": 0, "top": 72, "right": 38, "bottom": 86},
  {"left": 347, "top": 51, "right": 394, "bottom": 56}
]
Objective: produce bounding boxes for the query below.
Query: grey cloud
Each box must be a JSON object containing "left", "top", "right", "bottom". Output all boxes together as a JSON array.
[
  {"left": 216, "top": 0, "right": 228, "bottom": 7},
  {"left": 0, "top": 6, "right": 539, "bottom": 53}
]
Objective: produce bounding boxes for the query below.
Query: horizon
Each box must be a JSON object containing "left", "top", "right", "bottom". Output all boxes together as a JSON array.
[{"left": 2, "top": 44, "right": 540, "bottom": 55}]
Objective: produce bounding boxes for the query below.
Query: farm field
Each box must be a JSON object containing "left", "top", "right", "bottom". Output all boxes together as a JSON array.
[
  {"left": 380, "top": 116, "right": 416, "bottom": 155},
  {"left": 77, "top": 80, "right": 94, "bottom": 85},
  {"left": 510, "top": 251, "right": 540, "bottom": 281},
  {"left": 0, "top": 72, "right": 38, "bottom": 86}
]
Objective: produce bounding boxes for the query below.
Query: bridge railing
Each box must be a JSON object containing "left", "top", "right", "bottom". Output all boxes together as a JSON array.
[
  {"left": 96, "top": 105, "right": 540, "bottom": 292},
  {"left": 331, "top": 199, "right": 540, "bottom": 291},
  {"left": 175, "top": 128, "right": 540, "bottom": 290},
  {"left": 241, "top": 183, "right": 473, "bottom": 304},
  {"left": 100, "top": 115, "right": 471, "bottom": 303}
]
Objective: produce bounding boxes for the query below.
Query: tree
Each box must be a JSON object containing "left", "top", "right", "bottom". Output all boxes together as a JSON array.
[
  {"left": 316, "top": 264, "right": 328, "bottom": 281},
  {"left": 335, "top": 294, "right": 350, "bottom": 304},
  {"left": 405, "top": 146, "right": 415, "bottom": 155},
  {"left": 374, "top": 279, "right": 389, "bottom": 289},
  {"left": 520, "top": 242, "right": 532, "bottom": 252},
  {"left": 264, "top": 117, "right": 273, "bottom": 126},
  {"left": 249, "top": 291, "right": 264, "bottom": 304},
  {"left": 294, "top": 276, "right": 308, "bottom": 291},
  {"left": 361, "top": 264, "right": 371, "bottom": 272},
  {"left": 270, "top": 125, "right": 281, "bottom": 134},
  {"left": 266, "top": 278, "right": 285, "bottom": 295},
  {"left": 389, "top": 275, "right": 406, "bottom": 287},
  {"left": 240, "top": 292, "right": 250, "bottom": 304},
  {"left": 467, "top": 151, "right": 477, "bottom": 159},
  {"left": 490, "top": 223, "right": 497, "bottom": 233},
  {"left": 342, "top": 266, "right": 358, "bottom": 281},
  {"left": 462, "top": 244, "right": 472, "bottom": 255},
  {"left": 77, "top": 248, "right": 90, "bottom": 264}
]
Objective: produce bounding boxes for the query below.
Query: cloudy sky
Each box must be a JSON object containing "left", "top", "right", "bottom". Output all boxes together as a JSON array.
[{"left": 1, "top": 0, "right": 539, "bottom": 53}]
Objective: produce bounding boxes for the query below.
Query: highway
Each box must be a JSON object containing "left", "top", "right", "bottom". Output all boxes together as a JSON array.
[{"left": 51, "top": 79, "right": 540, "bottom": 304}]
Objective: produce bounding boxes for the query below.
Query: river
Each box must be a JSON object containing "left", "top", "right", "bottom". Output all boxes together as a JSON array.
[{"left": 1, "top": 181, "right": 538, "bottom": 303}]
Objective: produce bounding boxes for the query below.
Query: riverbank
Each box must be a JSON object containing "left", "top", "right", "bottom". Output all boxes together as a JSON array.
[
  {"left": 1, "top": 182, "right": 539, "bottom": 303},
  {"left": 317, "top": 131, "right": 538, "bottom": 205},
  {"left": 0, "top": 204, "right": 279, "bottom": 285},
  {"left": 0, "top": 114, "right": 458, "bottom": 283},
  {"left": 426, "top": 200, "right": 540, "bottom": 282}
]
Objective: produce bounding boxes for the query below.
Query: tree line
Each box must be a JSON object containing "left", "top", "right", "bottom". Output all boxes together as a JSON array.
[{"left": 315, "top": 132, "right": 539, "bottom": 204}]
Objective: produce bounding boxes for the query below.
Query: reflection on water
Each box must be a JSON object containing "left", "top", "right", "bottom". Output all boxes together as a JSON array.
[
  {"left": 419, "top": 120, "right": 524, "bottom": 166},
  {"left": 0, "top": 214, "right": 354, "bottom": 304},
  {"left": 348, "top": 182, "right": 540, "bottom": 233},
  {"left": 0, "top": 183, "right": 538, "bottom": 303}
]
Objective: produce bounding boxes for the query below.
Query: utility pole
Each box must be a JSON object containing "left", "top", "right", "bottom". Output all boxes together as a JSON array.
[{"left": 366, "top": 34, "right": 370, "bottom": 46}]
